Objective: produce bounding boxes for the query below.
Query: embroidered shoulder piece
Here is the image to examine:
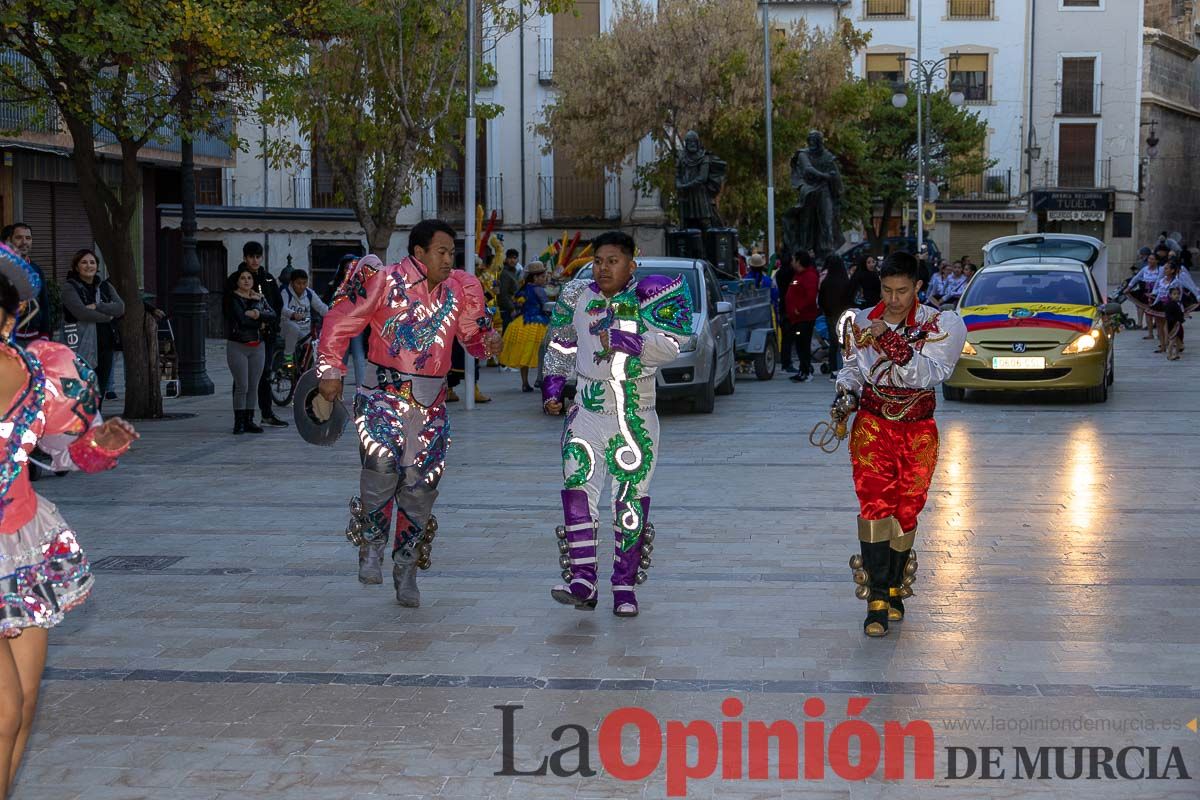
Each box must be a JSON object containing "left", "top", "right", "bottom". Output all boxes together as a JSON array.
[
  {"left": 637, "top": 274, "right": 693, "bottom": 337},
  {"left": 550, "top": 279, "right": 591, "bottom": 328},
  {"left": 331, "top": 257, "right": 380, "bottom": 306}
]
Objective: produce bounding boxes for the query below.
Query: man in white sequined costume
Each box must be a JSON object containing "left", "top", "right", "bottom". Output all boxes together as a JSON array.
[{"left": 541, "top": 232, "right": 693, "bottom": 617}]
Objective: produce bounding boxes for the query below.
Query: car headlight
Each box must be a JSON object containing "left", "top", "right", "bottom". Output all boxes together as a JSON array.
[
  {"left": 678, "top": 335, "right": 698, "bottom": 353},
  {"left": 961, "top": 341, "right": 977, "bottom": 356},
  {"left": 1062, "top": 329, "right": 1102, "bottom": 354}
]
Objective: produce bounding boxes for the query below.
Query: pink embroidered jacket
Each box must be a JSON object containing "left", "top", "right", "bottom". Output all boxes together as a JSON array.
[
  {"left": 2, "top": 340, "right": 129, "bottom": 534},
  {"left": 316, "top": 255, "right": 493, "bottom": 380}
]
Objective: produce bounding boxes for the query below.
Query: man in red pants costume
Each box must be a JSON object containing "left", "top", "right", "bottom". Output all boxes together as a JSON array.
[{"left": 831, "top": 252, "right": 965, "bottom": 637}]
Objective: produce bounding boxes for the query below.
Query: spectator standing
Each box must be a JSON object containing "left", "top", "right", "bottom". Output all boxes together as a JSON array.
[
  {"left": 773, "top": 251, "right": 796, "bottom": 372},
  {"left": 940, "top": 261, "right": 969, "bottom": 307},
  {"left": 818, "top": 254, "right": 852, "bottom": 379},
  {"left": 786, "top": 250, "right": 820, "bottom": 383},
  {"left": 224, "top": 266, "right": 275, "bottom": 434},
  {"left": 746, "top": 253, "right": 771, "bottom": 289},
  {"left": 242, "top": 241, "right": 288, "bottom": 427},
  {"left": 927, "top": 260, "right": 951, "bottom": 307},
  {"left": 60, "top": 249, "right": 124, "bottom": 406},
  {"left": 849, "top": 254, "right": 881, "bottom": 309},
  {"left": 498, "top": 249, "right": 520, "bottom": 332},
  {"left": 324, "top": 254, "right": 368, "bottom": 386},
  {"left": 499, "top": 262, "right": 551, "bottom": 392},
  {"left": 1, "top": 223, "right": 51, "bottom": 344}
]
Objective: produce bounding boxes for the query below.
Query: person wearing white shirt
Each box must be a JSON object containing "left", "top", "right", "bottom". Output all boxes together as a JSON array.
[{"left": 280, "top": 269, "right": 329, "bottom": 367}]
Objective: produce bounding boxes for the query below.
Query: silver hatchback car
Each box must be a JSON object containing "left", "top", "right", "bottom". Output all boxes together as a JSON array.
[{"left": 542, "top": 258, "right": 737, "bottom": 413}]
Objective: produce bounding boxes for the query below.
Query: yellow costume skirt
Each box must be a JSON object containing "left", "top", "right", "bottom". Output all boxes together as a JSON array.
[{"left": 500, "top": 318, "right": 548, "bottom": 368}]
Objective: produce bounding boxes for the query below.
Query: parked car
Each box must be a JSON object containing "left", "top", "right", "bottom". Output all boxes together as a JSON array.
[
  {"left": 945, "top": 234, "right": 1120, "bottom": 403},
  {"left": 839, "top": 236, "right": 942, "bottom": 268},
  {"left": 542, "top": 258, "right": 738, "bottom": 413}
]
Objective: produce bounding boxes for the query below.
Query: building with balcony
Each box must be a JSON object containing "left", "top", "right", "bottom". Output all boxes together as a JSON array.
[
  {"left": 0, "top": 51, "right": 236, "bottom": 306},
  {"left": 1024, "top": 0, "right": 1146, "bottom": 282},
  {"left": 778, "top": 0, "right": 1030, "bottom": 262},
  {"left": 153, "top": 0, "right": 659, "bottom": 295}
]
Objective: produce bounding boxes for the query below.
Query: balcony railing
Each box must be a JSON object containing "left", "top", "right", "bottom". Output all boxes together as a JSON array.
[
  {"left": 947, "top": 0, "right": 994, "bottom": 19},
  {"left": 292, "top": 175, "right": 312, "bottom": 209},
  {"left": 538, "top": 36, "right": 555, "bottom": 83},
  {"left": 421, "top": 175, "right": 504, "bottom": 221},
  {"left": 1039, "top": 158, "right": 1112, "bottom": 189},
  {"left": 1, "top": 51, "right": 232, "bottom": 160},
  {"left": 949, "top": 80, "right": 992, "bottom": 105},
  {"left": 538, "top": 174, "right": 620, "bottom": 222},
  {"left": 1056, "top": 81, "right": 1102, "bottom": 116},
  {"left": 0, "top": 52, "right": 58, "bottom": 135},
  {"left": 480, "top": 36, "right": 497, "bottom": 87},
  {"left": 946, "top": 169, "right": 1013, "bottom": 202},
  {"left": 865, "top": 0, "right": 908, "bottom": 19}
]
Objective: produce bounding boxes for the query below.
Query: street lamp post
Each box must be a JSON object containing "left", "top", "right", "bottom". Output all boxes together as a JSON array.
[
  {"left": 464, "top": 0, "right": 478, "bottom": 410},
  {"left": 171, "top": 66, "right": 215, "bottom": 396},
  {"left": 891, "top": 52, "right": 963, "bottom": 249},
  {"left": 761, "top": 2, "right": 775, "bottom": 261}
]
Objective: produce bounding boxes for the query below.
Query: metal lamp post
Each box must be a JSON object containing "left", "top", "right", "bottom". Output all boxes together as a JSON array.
[
  {"left": 760, "top": 1, "right": 775, "bottom": 261},
  {"left": 891, "top": 51, "right": 963, "bottom": 249},
  {"left": 170, "top": 66, "right": 215, "bottom": 396},
  {"left": 464, "top": 0, "right": 478, "bottom": 410}
]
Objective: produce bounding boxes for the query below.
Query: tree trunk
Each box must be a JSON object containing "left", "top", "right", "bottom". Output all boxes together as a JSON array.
[
  {"left": 369, "top": 227, "right": 390, "bottom": 261},
  {"left": 67, "top": 123, "right": 164, "bottom": 418}
]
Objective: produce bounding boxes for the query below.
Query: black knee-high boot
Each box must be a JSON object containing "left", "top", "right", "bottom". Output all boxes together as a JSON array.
[
  {"left": 851, "top": 517, "right": 895, "bottom": 637},
  {"left": 888, "top": 530, "right": 918, "bottom": 621}
]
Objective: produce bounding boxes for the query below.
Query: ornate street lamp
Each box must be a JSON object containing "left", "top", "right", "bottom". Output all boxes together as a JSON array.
[
  {"left": 891, "top": 50, "right": 963, "bottom": 248},
  {"left": 170, "top": 64, "right": 216, "bottom": 396}
]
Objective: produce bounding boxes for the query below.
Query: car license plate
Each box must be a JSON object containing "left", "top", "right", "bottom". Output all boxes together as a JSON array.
[{"left": 992, "top": 357, "right": 1045, "bottom": 370}]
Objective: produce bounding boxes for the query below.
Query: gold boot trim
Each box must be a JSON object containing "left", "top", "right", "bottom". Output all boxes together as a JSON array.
[
  {"left": 890, "top": 527, "right": 917, "bottom": 552},
  {"left": 867, "top": 600, "right": 889, "bottom": 612},
  {"left": 865, "top": 622, "right": 888, "bottom": 637},
  {"left": 858, "top": 516, "right": 899, "bottom": 543},
  {"left": 888, "top": 604, "right": 904, "bottom": 622}
]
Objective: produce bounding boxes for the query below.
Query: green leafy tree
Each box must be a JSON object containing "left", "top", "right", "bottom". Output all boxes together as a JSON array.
[
  {"left": 261, "top": 0, "right": 571, "bottom": 260},
  {"left": 0, "top": 0, "right": 318, "bottom": 417},
  {"left": 535, "top": 0, "right": 867, "bottom": 244},
  {"left": 834, "top": 80, "right": 992, "bottom": 252}
]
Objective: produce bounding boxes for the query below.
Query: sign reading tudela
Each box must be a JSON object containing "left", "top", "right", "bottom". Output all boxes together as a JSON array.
[{"left": 1032, "top": 190, "right": 1114, "bottom": 213}]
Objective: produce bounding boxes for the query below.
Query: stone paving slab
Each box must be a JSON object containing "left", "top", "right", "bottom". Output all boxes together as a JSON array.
[{"left": 10, "top": 332, "right": 1200, "bottom": 799}]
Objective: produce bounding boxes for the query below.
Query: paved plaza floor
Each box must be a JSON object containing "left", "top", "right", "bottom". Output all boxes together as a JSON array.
[{"left": 10, "top": 332, "right": 1200, "bottom": 799}]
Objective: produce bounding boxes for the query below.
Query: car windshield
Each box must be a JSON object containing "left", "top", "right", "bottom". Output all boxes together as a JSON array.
[
  {"left": 987, "top": 237, "right": 1100, "bottom": 266},
  {"left": 575, "top": 265, "right": 702, "bottom": 310},
  {"left": 962, "top": 269, "right": 1097, "bottom": 307}
]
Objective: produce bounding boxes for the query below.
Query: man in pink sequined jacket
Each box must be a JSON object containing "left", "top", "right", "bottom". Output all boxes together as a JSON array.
[{"left": 316, "top": 220, "right": 502, "bottom": 607}]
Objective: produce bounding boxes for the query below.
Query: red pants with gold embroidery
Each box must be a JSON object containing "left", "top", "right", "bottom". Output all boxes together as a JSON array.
[{"left": 849, "top": 411, "right": 939, "bottom": 533}]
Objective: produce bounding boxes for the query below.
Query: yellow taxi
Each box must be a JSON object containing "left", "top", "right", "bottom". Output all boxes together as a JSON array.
[{"left": 944, "top": 234, "right": 1120, "bottom": 403}]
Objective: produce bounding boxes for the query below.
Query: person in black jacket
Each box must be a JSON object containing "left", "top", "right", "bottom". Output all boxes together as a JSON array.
[
  {"left": 243, "top": 241, "right": 288, "bottom": 427},
  {"left": 224, "top": 266, "right": 276, "bottom": 434},
  {"left": 773, "top": 251, "right": 797, "bottom": 372},
  {"left": 818, "top": 254, "right": 853, "bottom": 378},
  {"left": 849, "top": 254, "right": 882, "bottom": 309}
]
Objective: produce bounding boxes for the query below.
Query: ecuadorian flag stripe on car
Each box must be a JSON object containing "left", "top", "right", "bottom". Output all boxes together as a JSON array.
[{"left": 960, "top": 303, "right": 1096, "bottom": 334}]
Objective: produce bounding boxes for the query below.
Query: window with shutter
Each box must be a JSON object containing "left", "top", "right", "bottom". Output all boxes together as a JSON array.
[
  {"left": 867, "top": 53, "right": 906, "bottom": 85},
  {"left": 21, "top": 180, "right": 96, "bottom": 282},
  {"left": 949, "top": 54, "right": 990, "bottom": 104},
  {"left": 1057, "top": 124, "right": 1097, "bottom": 187},
  {"left": 1060, "top": 58, "right": 1096, "bottom": 115}
]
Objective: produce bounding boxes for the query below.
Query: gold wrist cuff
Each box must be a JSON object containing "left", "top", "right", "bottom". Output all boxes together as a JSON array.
[{"left": 858, "top": 516, "right": 899, "bottom": 543}]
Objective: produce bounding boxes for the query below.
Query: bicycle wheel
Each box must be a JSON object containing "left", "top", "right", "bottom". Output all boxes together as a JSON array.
[{"left": 269, "top": 349, "right": 297, "bottom": 406}]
